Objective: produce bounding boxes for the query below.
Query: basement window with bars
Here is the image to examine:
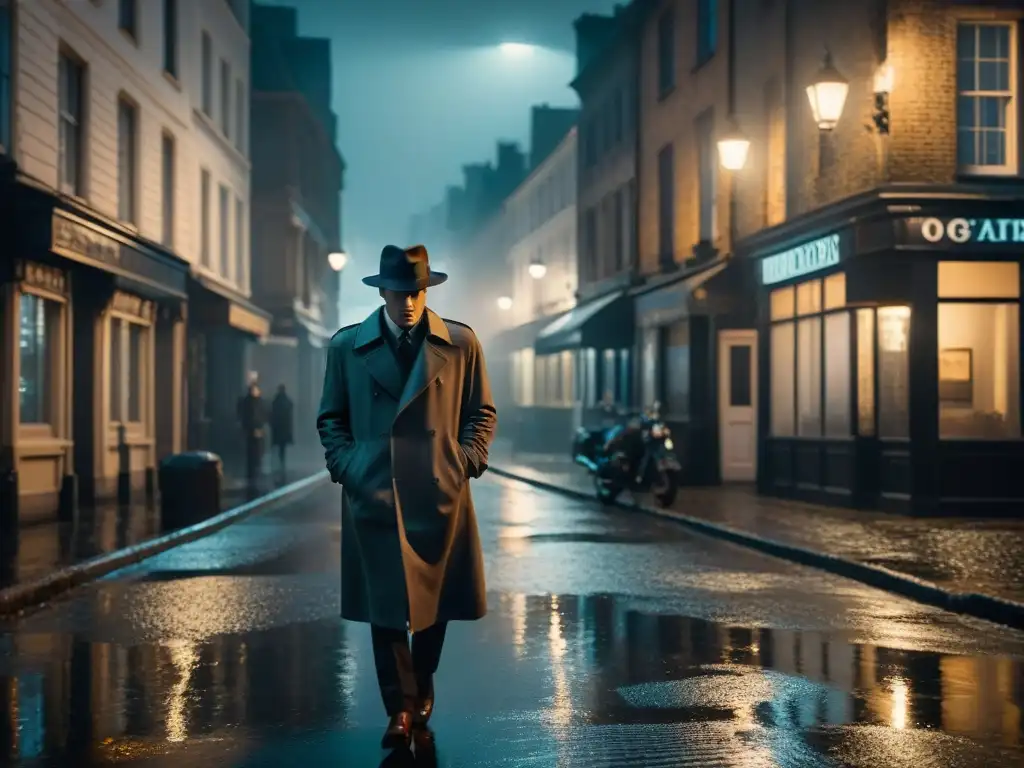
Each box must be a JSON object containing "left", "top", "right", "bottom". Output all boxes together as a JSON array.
[{"left": 956, "top": 21, "right": 1018, "bottom": 176}]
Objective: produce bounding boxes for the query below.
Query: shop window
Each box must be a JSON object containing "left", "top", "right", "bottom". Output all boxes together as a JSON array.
[
  {"left": 938, "top": 262, "right": 1020, "bottom": 438},
  {"left": 824, "top": 312, "right": 851, "bottom": 436},
  {"left": 877, "top": 306, "right": 911, "bottom": 438},
  {"left": 938, "top": 304, "right": 1020, "bottom": 439},
  {"left": 109, "top": 316, "right": 148, "bottom": 424},
  {"left": 856, "top": 309, "right": 875, "bottom": 436},
  {"left": 561, "top": 350, "right": 575, "bottom": 406},
  {"left": 618, "top": 348, "right": 631, "bottom": 407},
  {"left": 663, "top": 320, "right": 690, "bottom": 418},
  {"left": 514, "top": 347, "right": 534, "bottom": 406},
  {"left": 797, "top": 317, "right": 822, "bottom": 435},
  {"left": 770, "top": 323, "right": 795, "bottom": 435},
  {"left": 602, "top": 348, "right": 617, "bottom": 403},
  {"left": 770, "top": 274, "right": 849, "bottom": 438},
  {"left": 641, "top": 330, "right": 659, "bottom": 409},
  {"left": 581, "top": 347, "right": 597, "bottom": 407},
  {"left": 18, "top": 293, "right": 61, "bottom": 425}
]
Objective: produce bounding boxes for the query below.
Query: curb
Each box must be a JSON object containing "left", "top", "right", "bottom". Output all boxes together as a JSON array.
[
  {"left": 0, "top": 470, "right": 330, "bottom": 618},
  {"left": 487, "top": 466, "right": 1024, "bottom": 631}
]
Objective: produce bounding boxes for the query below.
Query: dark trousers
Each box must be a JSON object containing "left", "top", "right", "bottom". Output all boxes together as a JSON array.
[
  {"left": 371, "top": 622, "right": 447, "bottom": 715},
  {"left": 245, "top": 435, "right": 264, "bottom": 480}
]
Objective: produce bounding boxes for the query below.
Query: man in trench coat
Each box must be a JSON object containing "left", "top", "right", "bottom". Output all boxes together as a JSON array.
[{"left": 317, "top": 243, "right": 497, "bottom": 750}]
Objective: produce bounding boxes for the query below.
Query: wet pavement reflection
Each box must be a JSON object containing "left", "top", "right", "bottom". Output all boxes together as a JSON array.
[{"left": 1, "top": 477, "right": 1024, "bottom": 766}]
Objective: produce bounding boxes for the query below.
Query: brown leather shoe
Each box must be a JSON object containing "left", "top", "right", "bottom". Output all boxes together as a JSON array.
[
  {"left": 381, "top": 711, "right": 413, "bottom": 750},
  {"left": 413, "top": 678, "right": 434, "bottom": 727}
]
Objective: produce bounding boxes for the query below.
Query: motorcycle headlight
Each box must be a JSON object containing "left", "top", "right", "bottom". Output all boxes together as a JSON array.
[{"left": 664, "top": 437, "right": 674, "bottom": 451}]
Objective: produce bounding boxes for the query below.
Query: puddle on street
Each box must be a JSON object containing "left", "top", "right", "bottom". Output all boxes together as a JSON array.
[{"left": 0, "top": 592, "right": 1022, "bottom": 766}]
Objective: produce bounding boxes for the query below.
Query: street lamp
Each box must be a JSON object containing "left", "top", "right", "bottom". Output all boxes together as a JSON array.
[
  {"left": 806, "top": 51, "right": 849, "bottom": 131},
  {"left": 497, "top": 296, "right": 513, "bottom": 310},
  {"left": 499, "top": 42, "right": 534, "bottom": 57},
  {"left": 328, "top": 251, "right": 348, "bottom": 272},
  {"left": 717, "top": 122, "right": 750, "bottom": 171},
  {"left": 528, "top": 260, "right": 547, "bottom": 280}
]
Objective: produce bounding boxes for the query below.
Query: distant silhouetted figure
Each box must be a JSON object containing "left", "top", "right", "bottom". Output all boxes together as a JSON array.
[
  {"left": 270, "top": 384, "right": 294, "bottom": 483},
  {"left": 238, "top": 383, "right": 267, "bottom": 485}
]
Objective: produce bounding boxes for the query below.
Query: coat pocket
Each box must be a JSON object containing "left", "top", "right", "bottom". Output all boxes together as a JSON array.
[{"left": 343, "top": 439, "right": 394, "bottom": 513}]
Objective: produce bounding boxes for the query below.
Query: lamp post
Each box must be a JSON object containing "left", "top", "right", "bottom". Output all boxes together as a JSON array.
[{"left": 806, "top": 51, "right": 849, "bottom": 131}]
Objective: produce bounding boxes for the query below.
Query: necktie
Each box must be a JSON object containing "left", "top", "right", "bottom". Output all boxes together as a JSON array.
[{"left": 397, "top": 329, "right": 414, "bottom": 373}]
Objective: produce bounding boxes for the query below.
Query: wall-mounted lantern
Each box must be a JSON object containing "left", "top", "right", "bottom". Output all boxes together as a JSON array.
[
  {"left": 806, "top": 51, "right": 849, "bottom": 131},
  {"left": 718, "top": 122, "right": 751, "bottom": 171},
  {"left": 496, "top": 296, "right": 513, "bottom": 310},
  {"left": 528, "top": 259, "right": 547, "bottom": 279},
  {"left": 872, "top": 62, "right": 893, "bottom": 134}
]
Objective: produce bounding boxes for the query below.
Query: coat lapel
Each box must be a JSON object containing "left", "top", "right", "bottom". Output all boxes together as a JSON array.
[
  {"left": 353, "top": 308, "right": 404, "bottom": 400},
  {"left": 397, "top": 310, "right": 452, "bottom": 415}
]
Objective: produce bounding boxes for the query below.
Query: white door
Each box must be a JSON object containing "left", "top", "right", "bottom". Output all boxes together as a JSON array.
[{"left": 719, "top": 329, "right": 758, "bottom": 482}]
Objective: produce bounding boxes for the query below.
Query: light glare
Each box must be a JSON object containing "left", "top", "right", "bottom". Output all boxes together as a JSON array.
[
  {"left": 500, "top": 42, "right": 534, "bottom": 57},
  {"left": 328, "top": 251, "right": 348, "bottom": 271},
  {"left": 497, "top": 296, "right": 513, "bottom": 310}
]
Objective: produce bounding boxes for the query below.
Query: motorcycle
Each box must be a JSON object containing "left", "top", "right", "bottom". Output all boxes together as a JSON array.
[{"left": 571, "top": 402, "right": 681, "bottom": 508}]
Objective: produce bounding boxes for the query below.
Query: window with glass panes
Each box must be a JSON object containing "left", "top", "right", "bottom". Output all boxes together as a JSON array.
[
  {"left": 956, "top": 21, "right": 1017, "bottom": 175},
  {"left": 108, "top": 313, "right": 150, "bottom": 425},
  {"left": 769, "top": 273, "right": 851, "bottom": 438}
]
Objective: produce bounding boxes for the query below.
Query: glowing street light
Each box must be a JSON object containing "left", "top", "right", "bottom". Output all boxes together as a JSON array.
[
  {"left": 528, "top": 261, "right": 547, "bottom": 280},
  {"left": 497, "top": 296, "right": 513, "bottom": 310},
  {"left": 717, "top": 123, "right": 750, "bottom": 171},
  {"left": 806, "top": 51, "right": 849, "bottom": 131},
  {"left": 499, "top": 42, "right": 534, "bottom": 57},
  {"left": 328, "top": 251, "right": 348, "bottom": 271}
]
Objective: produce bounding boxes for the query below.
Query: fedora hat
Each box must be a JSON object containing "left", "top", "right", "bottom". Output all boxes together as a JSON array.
[{"left": 361, "top": 244, "right": 448, "bottom": 291}]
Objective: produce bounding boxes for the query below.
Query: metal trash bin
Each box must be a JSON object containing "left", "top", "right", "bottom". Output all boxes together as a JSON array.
[{"left": 158, "top": 451, "right": 223, "bottom": 530}]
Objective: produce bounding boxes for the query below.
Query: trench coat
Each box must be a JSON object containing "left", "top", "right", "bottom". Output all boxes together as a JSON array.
[
  {"left": 317, "top": 307, "right": 497, "bottom": 632},
  {"left": 270, "top": 393, "right": 294, "bottom": 446}
]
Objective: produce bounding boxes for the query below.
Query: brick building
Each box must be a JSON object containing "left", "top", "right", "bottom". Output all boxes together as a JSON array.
[
  {"left": 248, "top": 4, "right": 345, "bottom": 457},
  {"left": 638, "top": 0, "right": 1024, "bottom": 514},
  {"left": 548, "top": 4, "right": 645, "bottom": 432},
  {"left": 0, "top": 0, "right": 269, "bottom": 521}
]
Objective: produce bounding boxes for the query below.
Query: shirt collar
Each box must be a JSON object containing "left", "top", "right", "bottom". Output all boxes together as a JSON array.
[{"left": 382, "top": 307, "right": 403, "bottom": 339}]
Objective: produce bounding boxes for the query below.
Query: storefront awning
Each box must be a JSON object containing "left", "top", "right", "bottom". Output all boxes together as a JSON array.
[
  {"left": 486, "top": 312, "right": 566, "bottom": 356},
  {"left": 189, "top": 275, "right": 272, "bottom": 339},
  {"left": 633, "top": 259, "right": 732, "bottom": 327},
  {"left": 534, "top": 290, "right": 633, "bottom": 355}
]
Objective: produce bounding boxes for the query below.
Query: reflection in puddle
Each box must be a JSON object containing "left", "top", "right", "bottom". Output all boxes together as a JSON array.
[{"left": 0, "top": 593, "right": 1022, "bottom": 765}]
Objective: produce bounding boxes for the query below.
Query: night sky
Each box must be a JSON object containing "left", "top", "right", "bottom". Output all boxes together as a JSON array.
[{"left": 277, "top": 0, "right": 622, "bottom": 322}]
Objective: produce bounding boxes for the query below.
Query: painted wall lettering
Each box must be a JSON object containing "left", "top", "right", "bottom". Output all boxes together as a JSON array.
[{"left": 761, "top": 233, "right": 841, "bottom": 285}]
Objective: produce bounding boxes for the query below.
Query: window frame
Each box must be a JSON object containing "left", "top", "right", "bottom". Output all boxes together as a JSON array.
[
  {"left": 16, "top": 285, "right": 68, "bottom": 436},
  {"left": 163, "top": 0, "right": 178, "bottom": 77},
  {"left": 937, "top": 260, "right": 1022, "bottom": 440},
  {"left": 201, "top": 31, "right": 213, "bottom": 117},
  {"left": 199, "top": 168, "right": 211, "bottom": 267},
  {"left": 118, "top": 0, "right": 138, "bottom": 42},
  {"left": 696, "top": 0, "right": 718, "bottom": 66},
  {"left": 58, "top": 50, "right": 86, "bottom": 198},
  {"left": 768, "top": 272, "right": 854, "bottom": 439},
  {"left": 161, "top": 131, "right": 175, "bottom": 247},
  {"left": 219, "top": 183, "right": 230, "bottom": 278},
  {"left": 696, "top": 108, "right": 718, "bottom": 244},
  {"left": 116, "top": 95, "right": 138, "bottom": 225},
  {"left": 956, "top": 20, "right": 1018, "bottom": 177},
  {"left": 107, "top": 310, "right": 152, "bottom": 431},
  {"left": 234, "top": 195, "right": 244, "bottom": 289},
  {"left": 219, "top": 58, "right": 231, "bottom": 138}
]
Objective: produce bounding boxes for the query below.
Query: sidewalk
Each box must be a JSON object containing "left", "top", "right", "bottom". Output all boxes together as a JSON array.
[
  {"left": 489, "top": 441, "right": 1024, "bottom": 605},
  {"left": 0, "top": 458, "right": 324, "bottom": 592}
]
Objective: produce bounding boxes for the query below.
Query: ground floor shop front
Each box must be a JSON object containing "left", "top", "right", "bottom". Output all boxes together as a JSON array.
[
  {"left": 494, "top": 290, "right": 635, "bottom": 454},
  {"left": 749, "top": 188, "right": 1024, "bottom": 516},
  {"left": 0, "top": 176, "right": 192, "bottom": 522}
]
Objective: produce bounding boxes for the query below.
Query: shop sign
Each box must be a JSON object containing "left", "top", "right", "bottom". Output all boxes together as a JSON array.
[
  {"left": 51, "top": 211, "right": 188, "bottom": 296},
  {"left": 760, "top": 233, "right": 841, "bottom": 285},
  {"left": 915, "top": 217, "right": 1024, "bottom": 245}
]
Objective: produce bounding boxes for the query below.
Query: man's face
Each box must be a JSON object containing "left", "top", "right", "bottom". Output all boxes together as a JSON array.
[{"left": 381, "top": 288, "right": 427, "bottom": 329}]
